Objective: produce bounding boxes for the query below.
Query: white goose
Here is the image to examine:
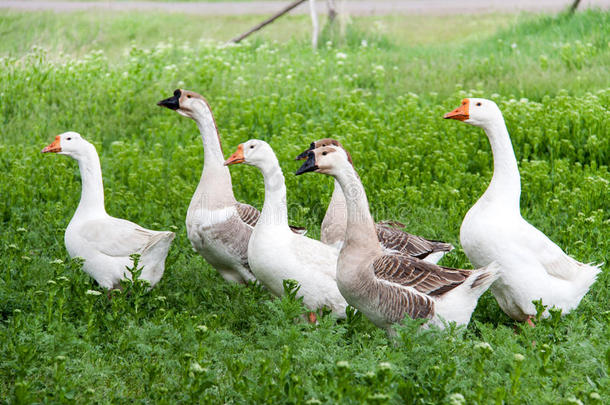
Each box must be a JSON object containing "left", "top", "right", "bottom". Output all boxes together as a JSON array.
[
  {"left": 295, "top": 145, "right": 500, "bottom": 334},
  {"left": 296, "top": 138, "right": 454, "bottom": 262},
  {"left": 224, "top": 140, "right": 347, "bottom": 320},
  {"left": 41, "top": 132, "right": 175, "bottom": 289},
  {"left": 157, "top": 90, "right": 304, "bottom": 285},
  {"left": 444, "top": 98, "right": 601, "bottom": 324}
]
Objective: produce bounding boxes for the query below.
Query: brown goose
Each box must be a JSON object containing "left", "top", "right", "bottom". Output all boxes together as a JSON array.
[
  {"left": 296, "top": 139, "right": 453, "bottom": 262},
  {"left": 295, "top": 145, "right": 500, "bottom": 334},
  {"left": 157, "top": 89, "right": 304, "bottom": 284}
]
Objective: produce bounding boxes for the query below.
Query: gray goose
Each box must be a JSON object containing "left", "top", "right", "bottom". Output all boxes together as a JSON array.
[
  {"left": 158, "top": 89, "right": 304, "bottom": 284},
  {"left": 296, "top": 139, "right": 453, "bottom": 262},
  {"left": 296, "top": 145, "right": 500, "bottom": 334}
]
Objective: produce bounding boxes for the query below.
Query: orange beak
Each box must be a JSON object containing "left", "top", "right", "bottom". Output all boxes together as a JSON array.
[
  {"left": 444, "top": 99, "right": 470, "bottom": 121},
  {"left": 41, "top": 136, "right": 62, "bottom": 153},
  {"left": 224, "top": 144, "right": 245, "bottom": 166}
]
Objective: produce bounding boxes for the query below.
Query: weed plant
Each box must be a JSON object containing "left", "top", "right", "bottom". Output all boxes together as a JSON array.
[{"left": 0, "top": 10, "right": 608, "bottom": 403}]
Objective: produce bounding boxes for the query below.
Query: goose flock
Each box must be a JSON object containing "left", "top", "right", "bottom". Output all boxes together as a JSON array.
[{"left": 42, "top": 89, "right": 601, "bottom": 333}]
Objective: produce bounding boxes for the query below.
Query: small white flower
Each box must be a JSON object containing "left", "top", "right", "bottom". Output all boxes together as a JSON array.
[
  {"left": 514, "top": 353, "right": 525, "bottom": 362},
  {"left": 196, "top": 324, "right": 208, "bottom": 332},
  {"left": 361, "top": 39, "right": 368, "bottom": 48},
  {"left": 336, "top": 52, "right": 347, "bottom": 60},
  {"left": 190, "top": 361, "right": 205, "bottom": 373},
  {"left": 511, "top": 43, "right": 518, "bottom": 49},
  {"left": 336, "top": 360, "right": 350, "bottom": 368},
  {"left": 378, "top": 362, "right": 392, "bottom": 370},
  {"left": 86, "top": 290, "right": 102, "bottom": 296},
  {"left": 448, "top": 393, "right": 466, "bottom": 405},
  {"left": 474, "top": 342, "right": 493, "bottom": 353}
]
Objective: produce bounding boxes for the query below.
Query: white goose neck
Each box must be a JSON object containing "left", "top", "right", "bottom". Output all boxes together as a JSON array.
[
  {"left": 191, "top": 102, "right": 236, "bottom": 209},
  {"left": 74, "top": 145, "right": 106, "bottom": 217},
  {"left": 257, "top": 156, "right": 289, "bottom": 228},
  {"left": 481, "top": 118, "right": 521, "bottom": 211}
]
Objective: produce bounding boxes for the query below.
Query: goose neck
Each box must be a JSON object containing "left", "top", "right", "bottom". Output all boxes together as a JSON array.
[
  {"left": 322, "top": 178, "right": 347, "bottom": 231},
  {"left": 74, "top": 146, "right": 106, "bottom": 217},
  {"left": 333, "top": 165, "right": 380, "bottom": 256},
  {"left": 481, "top": 119, "right": 521, "bottom": 210},
  {"left": 258, "top": 158, "right": 289, "bottom": 228},
  {"left": 192, "top": 104, "right": 236, "bottom": 208}
]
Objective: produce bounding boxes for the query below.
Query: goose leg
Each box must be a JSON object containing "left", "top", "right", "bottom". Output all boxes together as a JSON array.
[
  {"left": 308, "top": 311, "right": 318, "bottom": 323},
  {"left": 526, "top": 316, "right": 536, "bottom": 327}
]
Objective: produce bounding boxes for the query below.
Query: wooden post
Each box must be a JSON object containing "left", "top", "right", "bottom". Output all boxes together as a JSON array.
[{"left": 229, "top": 0, "right": 308, "bottom": 44}]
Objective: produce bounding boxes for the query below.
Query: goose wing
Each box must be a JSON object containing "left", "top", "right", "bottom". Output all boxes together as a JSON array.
[
  {"left": 79, "top": 217, "right": 158, "bottom": 258},
  {"left": 517, "top": 220, "right": 587, "bottom": 280},
  {"left": 373, "top": 277, "right": 435, "bottom": 322},
  {"left": 236, "top": 202, "right": 260, "bottom": 228},
  {"left": 372, "top": 254, "right": 471, "bottom": 296},
  {"left": 375, "top": 221, "right": 453, "bottom": 258}
]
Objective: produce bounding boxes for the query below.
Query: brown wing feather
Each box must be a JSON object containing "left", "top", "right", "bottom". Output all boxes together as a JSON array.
[
  {"left": 235, "top": 203, "right": 260, "bottom": 228},
  {"left": 373, "top": 254, "right": 473, "bottom": 296},
  {"left": 373, "top": 278, "right": 435, "bottom": 323},
  {"left": 375, "top": 222, "right": 453, "bottom": 259}
]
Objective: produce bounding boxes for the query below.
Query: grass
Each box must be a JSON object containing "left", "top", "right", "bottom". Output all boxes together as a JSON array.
[{"left": 1, "top": 9, "right": 609, "bottom": 404}]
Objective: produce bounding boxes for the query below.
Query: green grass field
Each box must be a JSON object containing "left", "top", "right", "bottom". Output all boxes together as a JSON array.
[{"left": 0, "top": 9, "right": 608, "bottom": 404}]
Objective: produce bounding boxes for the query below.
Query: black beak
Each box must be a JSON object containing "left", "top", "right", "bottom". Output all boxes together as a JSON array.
[
  {"left": 295, "top": 151, "right": 318, "bottom": 175},
  {"left": 157, "top": 89, "right": 181, "bottom": 110},
  {"left": 295, "top": 142, "right": 316, "bottom": 160}
]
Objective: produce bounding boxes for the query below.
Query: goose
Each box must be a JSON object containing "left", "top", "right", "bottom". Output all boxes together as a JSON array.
[
  {"left": 41, "top": 132, "right": 175, "bottom": 289},
  {"left": 224, "top": 140, "right": 347, "bottom": 319},
  {"left": 296, "top": 138, "right": 454, "bottom": 262},
  {"left": 295, "top": 145, "right": 500, "bottom": 334},
  {"left": 157, "top": 89, "right": 305, "bottom": 284},
  {"left": 444, "top": 98, "right": 601, "bottom": 324}
]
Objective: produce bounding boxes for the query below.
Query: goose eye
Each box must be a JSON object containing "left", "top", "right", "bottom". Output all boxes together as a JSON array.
[
  {"left": 67, "top": 137, "right": 71, "bottom": 141},
  {"left": 187, "top": 95, "right": 192, "bottom": 99},
  {"left": 250, "top": 145, "right": 254, "bottom": 149},
  {"left": 322, "top": 151, "right": 327, "bottom": 156},
  {"left": 476, "top": 102, "right": 482, "bottom": 106}
]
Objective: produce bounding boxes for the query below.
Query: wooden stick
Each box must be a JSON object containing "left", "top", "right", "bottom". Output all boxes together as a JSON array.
[
  {"left": 569, "top": 0, "right": 582, "bottom": 13},
  {"left": 229, "top": 0, "right": 308, "bottom": 44}
]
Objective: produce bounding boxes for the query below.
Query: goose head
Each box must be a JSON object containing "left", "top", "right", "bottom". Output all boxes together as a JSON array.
[
  {"left": 224, "top": 139, "right": 274, "bottom": 170},
  {"left": 295, "top": 146, "right": 350, "bottom": 177},
  {"left": 444, "top": 98, "right": 503, "bottom": 128},
  {"left": 295, "top": 138, "right": 353, "bottom": 164},
  {"left": 41, "top": 132, "right": 93, "bottom": 159},
  {"left": 157, "top": 89, "right": 209, "bottom": 119}
]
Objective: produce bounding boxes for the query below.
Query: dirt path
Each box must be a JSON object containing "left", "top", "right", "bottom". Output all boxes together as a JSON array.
[{"left": 0, "top": 0, "right": 608, "bottom": 16}]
